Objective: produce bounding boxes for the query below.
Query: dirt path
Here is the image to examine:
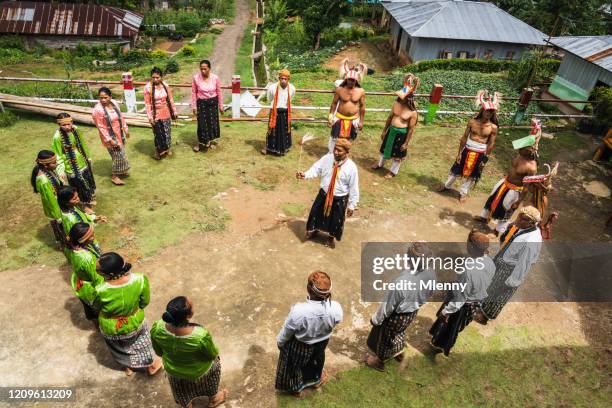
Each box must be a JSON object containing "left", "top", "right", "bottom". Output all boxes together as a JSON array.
[{"left": 178, "top": 0, "right": 251, "bottom": 113}]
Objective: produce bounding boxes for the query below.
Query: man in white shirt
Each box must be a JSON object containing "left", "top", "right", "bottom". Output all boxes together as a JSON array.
[
  {"left": 365, "top": 243, "right": 436, "bottom": 371},
  {"left": 262, "top": 69, "right": 296, "bottom": 156},
  {"left": 275, "top": 271, "right": 343, "bottom": 397},
  {"left": 429, "top": 231, "right": 495, "bottom": 356},
  {"left": 296, "top": 138, "right": 359, "bottom": 248},
  {"left": 479, "top": 206, "right": 543, "bottom": 323}
]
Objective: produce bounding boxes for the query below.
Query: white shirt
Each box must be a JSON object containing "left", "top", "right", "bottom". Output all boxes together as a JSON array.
[
  {"left": 502, "top": 227, "right": 542, "bottom": 287},
  {"left": 266, "top": 82, "right": 296, "bottom": 109},
  {"left": 442, "top": 255, "right": 496, "bottom": 315},
  {"left": 276, "top": 299, "right": 343, "bottom": 346},
  {"left": 304, "top": 154, "right": 359, "bottom": 210}
]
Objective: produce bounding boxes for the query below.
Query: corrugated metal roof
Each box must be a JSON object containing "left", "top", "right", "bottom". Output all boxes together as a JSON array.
[
  {"left": 0, "top": 1, "right": 143, "bottom": 38},
  {"left": 382, "top": 0, "right": 546, "bottom": 45},
  {"left": 548, "top": 36, "right": 612, "bottom": 72}
]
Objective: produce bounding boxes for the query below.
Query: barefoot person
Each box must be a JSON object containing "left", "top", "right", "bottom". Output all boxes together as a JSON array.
[
  {"left": 92, "top": 87, "right": 130, "bottom": 186},
  {"left": 52, "top": 113, "right": 96, "bottom": 207},
  {"left": 478, "top": 206, "right": 542, "bottom": 323},
  {"left": 429, "top": 231, "right": 495, "bottom": 356},
  {"left": 66, "top": 222, "right": 104, "bottom": 322},
  {"left": 296, "top": 139, "right": 359, "bottom": 248},
  {"left": 93, "top": 252, "right": 162, "bottom": 376},
  {"left": 151, "top": 296, "right": 228, "bottom": 408},
  {"left": 364, "top": 243, "right": 435, "bottom": 371},
  {"left": 191, "top": 60, "right": 223, "bottom": 152},
  {"left": 327, "top": 61, "right": 366, "bottom": 153},
  {"left": 474, "top": 134, "right": 538, "bottom": 235},
  {"left": 438, "top": 91, "right": 500, "bottom": 202},
  {"left": 275, "top": 271, "right": 342, "bottom": 396},
  {"left": 31, "top": 150, "right": 65, "bottom": 249},
  {"left": 144, "top": 67, "right": 177, "bottom": 160},
  {"left": 372, "top": 73, "right": 419, "bottom": 178},
  {"left": 261, "top": 69, "right": 295, "bottom": 155},
  {"left": 58, "top": 186, "right": 107, "bottom": 240}
]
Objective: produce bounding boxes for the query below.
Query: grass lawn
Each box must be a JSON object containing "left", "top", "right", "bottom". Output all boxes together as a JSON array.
[
  {"left": 235, "top": 22, "right": 256, "bottom": 87},
  {"left": 0, "top": 110, "right": 587, "bottom": 271},
  {"left": 279, "top": 325, "right": 608, "bottom": 408}
]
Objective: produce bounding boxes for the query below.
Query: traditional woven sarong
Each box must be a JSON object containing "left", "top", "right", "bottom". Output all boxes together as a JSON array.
[
  {"left": 484, "top": 177, "right": 523, "bottom": 221},
  {"left": 196, "top": 97, "right": 220, "bottom": 145},
  {"left": 100, "top": 322, "right": 155, "bottom": 369},
  {"left": 67, "top": 167, "right": 96, "bottom": 205},
  {"left": 379, "top": 126, "right": 408, "bottom": 160},
  {"left": 153, "top": 119, "right": 172, "bottom": 154},
  {"left": 265, "top": 108, "right": 292, "bottom": 155},
  {"left": 306, "top": 189, "right": 349, "bottom": 241},
  {"left": 275, "top": 338, "right": 329, "bottom": 393},
  {"left": 481, "top": 258, "right": 517, "bottom": 320},
  {"left": 366, "top": 311, "right": 416, "bottom": 361},
  {"left": 429, "top": 300, "right": 475, "bottom": 356},
  {"left": 107, "top": 146, "right": 130, "bottom": 176},
  {"left": 330, "top": 112, "right": 358, "bottom": 141},
  {"left": 450, "top": 139, "right": 488, "bottom": 180},
  {"left": 167, "top": 357, "right": 221, "bottom": 407}
]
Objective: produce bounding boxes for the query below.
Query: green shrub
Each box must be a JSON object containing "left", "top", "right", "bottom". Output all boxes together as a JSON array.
[
  {"left": 0, "top": 35, "right": 26, "bottom": 51},
  {"left": 320, "top": 26, "right": 373, "bottom": 47},
  {"left": 181, "top": 45, "right": 196, "bottom": 56},
  {"left": 265, "top": 0, "right": 288, "bottom": 30},
  {"left": 508, "top": 51, "right": 560, "bottom": 90},
  {"left": 209, "top": 27, "right": 224, "bottom": 35},
  {"left": 0, "top": 111, "right": 18, "bottom": 128},
  {"left": 538, "top": 102, "right": 561, "bottom": 114},
  {"left": 591, "top": 86, "right": 612, "bottom": 128},
  {"left": 402, "top": 59, "right": 515, "bottom": 73},
  {"left": 165, "top": 60, "right": 180, "bottom": 74},
  {"left": 151, "top": 49, "right": 168, "bottom": 59},
  {"left": 0, "top": 48, "right": 34, "bottom": 65}
]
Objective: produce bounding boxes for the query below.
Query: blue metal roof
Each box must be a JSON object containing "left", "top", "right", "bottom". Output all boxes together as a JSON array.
[
  {"left": 382, "top": 0, "right": 546, "bottom": 45},
  {"left": 548, "top": 36, "right": 612, "bottom": 72}
]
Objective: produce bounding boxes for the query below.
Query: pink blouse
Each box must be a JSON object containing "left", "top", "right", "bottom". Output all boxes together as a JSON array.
[
  {"left": 144, "top": 81, "right": 177, "bottom": 122},
  {"left": 92, "top": 102, "right": 129, "bottom": 148},
  {"left": 191, "top": 72, "right": 223, "bottom": 110}
]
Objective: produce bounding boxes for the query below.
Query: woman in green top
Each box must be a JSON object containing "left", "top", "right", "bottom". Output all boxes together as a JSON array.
[
  {"left": 52, "top": 113, "right": 96, "bottom": 207},
  {"left": 66, "top": 222, "right": 104, "bottom": 321},
  {"left": 151, "top": 297, "right": 228, "bottom": 408},
  {"left": 30, "top": 150, "right": 65, "bottom": 249},
  {"left": 93, "top": 252, "right": 162, "bottom": 376},
  {"left": 57, "top": 186, "right": 107, "bottom": 239}
]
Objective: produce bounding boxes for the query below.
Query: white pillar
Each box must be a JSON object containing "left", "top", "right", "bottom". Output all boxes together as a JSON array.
[
  {"left": 122, "top": 72, "right": 136, "bottom": 113},
  {"left": 231, "top": 74, "right": 241, "bottom": 119}
]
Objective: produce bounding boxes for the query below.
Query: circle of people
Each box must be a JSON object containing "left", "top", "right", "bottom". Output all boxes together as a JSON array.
[{"left": 29, "top": 59, "right": 554, "bottom": 406}]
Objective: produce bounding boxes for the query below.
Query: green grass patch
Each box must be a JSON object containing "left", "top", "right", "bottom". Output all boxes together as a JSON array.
[
  {"left": 280, "top": 202, "right": 306, "bottom": 217},
  {"left": 235, "top": 23, "right": 255, "bottom": 87}
]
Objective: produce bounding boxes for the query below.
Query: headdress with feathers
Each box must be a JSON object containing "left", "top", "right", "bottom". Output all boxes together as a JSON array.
[
  {"left": 475, "top": 90, "right": 501, "bottom": 111},
  {"left": 338, "top": 58, "right": 367, "bottom": 86},
  {"left": 396, "top": 73, "right": 420, "bottom": 99}
]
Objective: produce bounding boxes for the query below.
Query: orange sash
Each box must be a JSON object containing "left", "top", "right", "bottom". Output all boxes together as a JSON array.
[
  {"left": 489, "top": 178, "right": 522, "bottom": 215},
  {"left": 268, "top": 82, "right": 291, "bottom": 132},
  {"left": 462, "top": 150, "right": 481, "bottom": 177},
  {"left": 323, "top": 159, "right": 346, "bottom": 217}
]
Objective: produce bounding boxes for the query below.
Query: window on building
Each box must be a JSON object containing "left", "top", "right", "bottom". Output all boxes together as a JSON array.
[
  {"left": 458, "top": 51, "right": 468, "bottom": 59},
  {"left": 506, "top": 51, "right": 515, "bottom": 60},
  {"left": 441, "top": 50, "right": 453, "bottom": 59},
  {"left": 484, "top": 50, "right": 493, "bottom": 59}
]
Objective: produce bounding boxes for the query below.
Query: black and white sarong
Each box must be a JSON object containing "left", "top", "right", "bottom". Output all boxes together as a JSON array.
[
  {"left": 196, "top": 97, "right": 220, "bottom": 145},
  {"left": 306, "top": 189, "right": 349, "bottom": 241},
  {"left": 107, "top": 146, "right": 130, "bottom": 176},
  {"left": 153, "top": 119, "right": 172, "bottom": 153},
  {"left": 275, "top": 338, "right": 328, "bottom": 393},
  {"left": 429, "top": 300, "right": 476, "bottom": 356},
  {"left": 167, "top": 357, "right": 221, "bottom": 407},
  {"left": 68, "top": 167, "right": 96, "bottom": 205},
  {"left": 481, "top": 258, "right": 518, "bottom": 320},
  {"left": 366, "top": 311, "right": 416, "bottom": 361},
  {"left": 100, "top": 322, "right": 155, "bottom": 369}
]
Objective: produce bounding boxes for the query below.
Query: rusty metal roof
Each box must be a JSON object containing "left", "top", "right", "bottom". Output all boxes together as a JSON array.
[{"left": 0, "top": 1, "right": 143, "bottom": 38}]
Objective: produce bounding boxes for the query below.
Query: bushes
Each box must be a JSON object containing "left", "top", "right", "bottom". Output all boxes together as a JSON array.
[
  {"left": 320, "top": 26, "right": 374, "bottom": 48},
  {"left": 164, "top": 60, "right": 180, "bottom": 74},
  {"left": 151, "top": 49, "right": 168, "bottom": 59},
  {"left": 181, "top": 45, "right": 196, "bottom": 56},
  {"left": 402, "top": 59, "right": 515, "bottom": 74},
  {"left": 591, "top": 86, "right": 612, "bottom": 128},
  {"left": 0, "top": 48, "right": 36, "bottom": 65},
  {"left": 508, "top": 52, "right": 560, "bottom": 90},
  {"left": 0, "top": 35, "right": 27, "bottom": 51},
  {"left": 0, "top": 111, "right": 18, "bottom": 128}
]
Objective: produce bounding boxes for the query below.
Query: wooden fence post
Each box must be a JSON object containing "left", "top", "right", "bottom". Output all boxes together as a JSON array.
[
  {"left": 513, "top": 87, "right": 533, "bottom": 125},
  {"left": 425, "top": 84, "right": 443, "bottom": 124}
]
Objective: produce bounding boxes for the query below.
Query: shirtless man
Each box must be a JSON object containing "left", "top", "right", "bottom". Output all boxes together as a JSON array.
[
  {"left": 474, "top": 134, "right": 538, "bottom": 235},
  {"left": 372, "top": 73, "right": 419, "bottom": 178},
  {"left": 328, "top": 67, "right": 366, "bottom": 153},
  {"left": 438, "top": 90, "right": 500, "bottom": 202}
]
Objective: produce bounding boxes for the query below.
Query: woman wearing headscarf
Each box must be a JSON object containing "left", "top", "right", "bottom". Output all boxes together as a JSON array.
[
  {"left": 144, "top": 67, "right": 177, "bottom": 160},
  {"left": 92, "top": 87, "right": 130, "bottom": 185},
  {"left": 93, "top": 252, "right": 162, "bottom": 376},
  {"left": 31, "top": 150, "right": 65, "bottom": 249},
  {"left": 52, "top": 112, "right": 96, "bottom": 207},
  {"left": 275, "top": 271, "right": 343, "bottom": 397},
  {"left": 151, "top": 296, "right": 228, "bottom": 408},
  {"left": 191, "top": 59, "right": 223, "bottom": 152},
  {"left": 66, "top": 222, "right": 104, "bottom": 322}
]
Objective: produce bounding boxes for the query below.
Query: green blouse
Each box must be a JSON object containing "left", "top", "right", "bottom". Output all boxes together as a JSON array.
[
  {"left": 61, "top": 207, "right": 95, "bottom": 236},
  {"left": 93, "top": 273, "right": 150, "bottom": 336},
  {"left": 51, "top": 126, "right": 91, "bottom": 176},
  {"left": 150, "top": 320, "right": 219, "bottom": 380},
  {"left": 68, "top": 246, "right": 104, "bottom": 304},
  {"left": 36, "top": 173, "right": 61, "bottom": 220}
]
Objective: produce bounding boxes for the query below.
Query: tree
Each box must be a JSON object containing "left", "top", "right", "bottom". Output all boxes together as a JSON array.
[{"left": 300, "top": 0, "right": 348, "bottom": 50}]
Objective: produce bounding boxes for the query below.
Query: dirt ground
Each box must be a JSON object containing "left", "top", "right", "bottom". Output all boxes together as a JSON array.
[
  {"left": 325, "top": 41, "right": 399, "bottom": 74},
  {"left": 1, "top": 147, "right": 611, "bottom": 407},
  {"left": 177, "top": 0, "right": 251, "bottom": 113}
]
